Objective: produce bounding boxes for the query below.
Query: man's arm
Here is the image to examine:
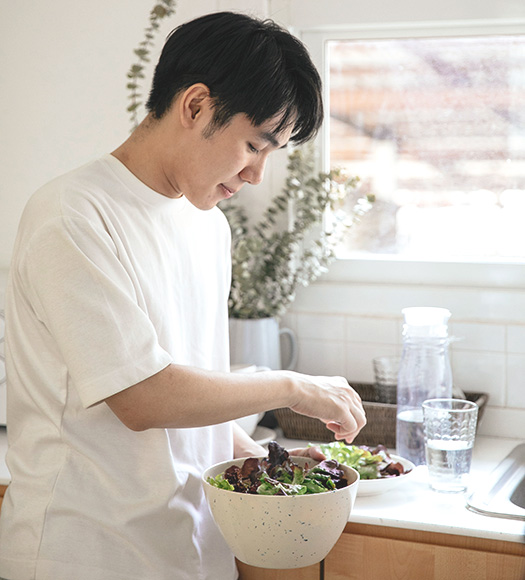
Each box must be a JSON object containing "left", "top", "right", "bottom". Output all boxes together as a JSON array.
[
  {"left": 231, "top": 421, "right": 266, "bottom": 458},
  {"left": 105, "top": 363, "right": 366, "bottom": 443}
]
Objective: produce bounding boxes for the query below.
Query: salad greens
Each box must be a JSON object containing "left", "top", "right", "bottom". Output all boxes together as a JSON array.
[
  {"left": 316, "top": 442, "right": 409, "bottom": 480},
  {"left": 207, "top": 441, "right": 349, "bottom": 496}
]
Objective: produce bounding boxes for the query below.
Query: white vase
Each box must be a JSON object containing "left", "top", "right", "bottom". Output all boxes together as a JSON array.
[
  {"left": 229, "top": 317, "right": 297, "bottom": 371},
  {"left": 229, "top": 317, "right": 298, "bottom": 436}
]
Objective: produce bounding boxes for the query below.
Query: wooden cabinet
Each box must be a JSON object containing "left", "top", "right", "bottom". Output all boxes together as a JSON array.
[
  {"left": 237, "top": 523, "right": 525, "bottom": 580},
  {"left": 325, "top": 523, "right": 525, "bottom": 580},
  {"left": 0, "top": 484, "right": 6, "bottom": 512}
]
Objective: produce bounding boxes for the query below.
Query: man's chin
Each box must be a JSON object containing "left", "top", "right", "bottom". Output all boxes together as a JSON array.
[{"left": 183, "top": 194, "right": 219, "bottom": 212}]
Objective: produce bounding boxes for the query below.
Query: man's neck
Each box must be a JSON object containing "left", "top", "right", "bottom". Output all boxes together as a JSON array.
[{"left": 111, "top": 115, "right": 183, "bottom": 199}]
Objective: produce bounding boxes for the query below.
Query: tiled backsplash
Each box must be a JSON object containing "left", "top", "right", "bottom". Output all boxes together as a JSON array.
[{"left": 282, "top": 309, "right": 525, "bottom": 440}]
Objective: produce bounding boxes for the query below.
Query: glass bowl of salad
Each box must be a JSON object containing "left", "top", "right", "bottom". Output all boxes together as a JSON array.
[{"left": 202, "top": 442, "right": 359, "bottom": 569}]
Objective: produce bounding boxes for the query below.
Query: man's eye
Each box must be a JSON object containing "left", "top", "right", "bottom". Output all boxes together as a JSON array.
[{"left": 248, "top": 143, "right": 260, "bottom": 154}]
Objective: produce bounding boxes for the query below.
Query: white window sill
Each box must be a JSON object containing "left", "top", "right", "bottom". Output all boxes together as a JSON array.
[{"left": 291, "top": 257, "right": 525, "bottom": 324}]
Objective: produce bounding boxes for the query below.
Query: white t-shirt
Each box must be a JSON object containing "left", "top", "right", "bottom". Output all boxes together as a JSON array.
[{"left": 0, "top": 155, "right": 237, "bottom": 580}]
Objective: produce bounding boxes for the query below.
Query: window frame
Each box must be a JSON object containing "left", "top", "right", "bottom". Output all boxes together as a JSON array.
[{"left": 293, "top": 14, "right": 525, "bottom": 289}]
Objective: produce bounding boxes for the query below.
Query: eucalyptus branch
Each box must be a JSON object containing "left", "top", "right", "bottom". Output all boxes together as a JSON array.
[
  {"left": 222, "top": 147, "right": 374, "bottom": 320},
  {"left": 126, "top": 0, "right": 177, "bottom": 129}
]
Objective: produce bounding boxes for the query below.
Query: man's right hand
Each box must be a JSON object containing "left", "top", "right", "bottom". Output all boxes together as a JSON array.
[{"left": 283, "top": 371, "right": 367, "bottom": 443}]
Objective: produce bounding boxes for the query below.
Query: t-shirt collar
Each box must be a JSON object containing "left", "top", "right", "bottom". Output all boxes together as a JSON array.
[{"left": 104, "top": 153, "right": 187, "bottom": 209}]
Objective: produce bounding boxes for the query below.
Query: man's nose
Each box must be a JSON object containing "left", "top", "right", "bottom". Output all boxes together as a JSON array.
[{"left": 240, "top": 156, "right": 267, "bottom": 186}]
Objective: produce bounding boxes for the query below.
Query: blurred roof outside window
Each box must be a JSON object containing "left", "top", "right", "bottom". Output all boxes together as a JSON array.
[{"left": 328, "top": 35, "right": 525, "bottom": 261}]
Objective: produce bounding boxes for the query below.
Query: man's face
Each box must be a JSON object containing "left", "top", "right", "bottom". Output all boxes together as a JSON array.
[{"left": 167, "top": 110, "right": 293, "bottom": 211}]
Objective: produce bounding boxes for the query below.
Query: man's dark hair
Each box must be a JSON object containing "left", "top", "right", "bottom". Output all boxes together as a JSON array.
[{"left": 146, "top": 11, "right": 323, "bottom": 144}]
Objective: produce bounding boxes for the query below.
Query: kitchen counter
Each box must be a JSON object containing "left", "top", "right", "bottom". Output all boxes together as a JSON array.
[
  {"left": 277, "top": 431, "right": 525, "bottom": 545},
  {"left": 0, "top": 426, "right": 523, "bottom": 545}
]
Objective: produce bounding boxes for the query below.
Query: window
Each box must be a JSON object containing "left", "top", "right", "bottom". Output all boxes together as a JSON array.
[
  {"left": 327, "top": 35, "right": 525, "bottom": 261},
  {"left": 295, "top": 7, "right": 525, "bottom": 287}
]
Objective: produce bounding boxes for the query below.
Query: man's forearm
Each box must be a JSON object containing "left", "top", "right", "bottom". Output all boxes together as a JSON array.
[
  {"left": 232, "top": 421, "right": 266, "bottom": 458},
  {"left": 104, "top": 363, "right": 290, "bottom": 431},
  {"left": 105, "top": 362, "right": 366, "bottom": 443}
]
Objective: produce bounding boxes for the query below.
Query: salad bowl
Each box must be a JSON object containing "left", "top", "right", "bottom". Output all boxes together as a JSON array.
[
  {"left": 202, "top": 455, "right": 359, "bottom": 569},
  {"left": 356, "top": 454, "right": 415, "bottom": 496},
  {"left": 316, "top": 442, "right": 415, "bottom": 497}
]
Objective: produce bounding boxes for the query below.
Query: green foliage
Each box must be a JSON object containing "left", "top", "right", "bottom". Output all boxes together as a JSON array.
[
  {"left": 222, "top": 147, "right": 374, "bottom": 320},
  {"left": 126, "top": 0, "right": 177, "bottom": 128}
]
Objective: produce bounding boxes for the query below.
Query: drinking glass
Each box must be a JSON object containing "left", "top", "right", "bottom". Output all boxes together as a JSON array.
[
  {"left": 372, "top": 356, "right": 400, "bottom": 404},
  {"left": 422, "top": 398, "right": 478, "bottom": 493}
]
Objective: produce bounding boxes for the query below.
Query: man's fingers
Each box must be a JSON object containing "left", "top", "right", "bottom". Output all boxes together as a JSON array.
[
  {"left": 288, "top": 445, "right": 326, "bottom": 461},
  {"left": 326, "top": 413, "right": 366, "bottom": 443}
]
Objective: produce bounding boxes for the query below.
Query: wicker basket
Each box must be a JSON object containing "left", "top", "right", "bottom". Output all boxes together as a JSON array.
[{"left": 273, "top": 384, "right": 488, "bottom": 448}]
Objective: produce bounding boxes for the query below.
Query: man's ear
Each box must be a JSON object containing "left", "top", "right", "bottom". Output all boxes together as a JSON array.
[{"left": 179, "top": 83, "right": 211, "bottom": 128}]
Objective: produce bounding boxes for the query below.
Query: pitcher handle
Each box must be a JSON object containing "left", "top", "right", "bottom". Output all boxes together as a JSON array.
[{"left": 279, "top": 327, "right": 297, "bottom": 371}]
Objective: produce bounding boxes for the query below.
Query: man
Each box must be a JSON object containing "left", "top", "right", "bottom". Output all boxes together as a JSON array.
[{"left": 0, "top": 11, "right": 365, "bottom": 580}]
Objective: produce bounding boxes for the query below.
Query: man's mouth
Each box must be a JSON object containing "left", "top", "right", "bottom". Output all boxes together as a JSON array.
[{"left": 220, "top": 184, "right": 235, "bottom": 198}]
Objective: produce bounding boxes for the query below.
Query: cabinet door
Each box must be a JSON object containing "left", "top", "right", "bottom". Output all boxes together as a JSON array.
[
  {"left": 236, "top": 559, "right": 319, "bottom": 580},
  {"left": 324, "top": 531, "right": 525, "bottom": 580},
  {"left": 0, "top": 485, "right": 6, "bottom": 513}
]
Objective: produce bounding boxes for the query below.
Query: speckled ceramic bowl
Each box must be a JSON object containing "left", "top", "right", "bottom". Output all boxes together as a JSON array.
[{"left": 202, "top": 456, "right": 359, "bottom": 569}]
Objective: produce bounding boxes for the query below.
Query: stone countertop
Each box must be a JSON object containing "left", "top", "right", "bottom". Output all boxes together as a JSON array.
[{"left": 277, "top": 431, "right": 525, "bottom": 544}]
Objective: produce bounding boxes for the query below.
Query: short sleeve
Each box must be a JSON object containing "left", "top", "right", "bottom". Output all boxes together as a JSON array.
[{"left": 17, "top": 214, "right": 172, "bottom": 407}]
